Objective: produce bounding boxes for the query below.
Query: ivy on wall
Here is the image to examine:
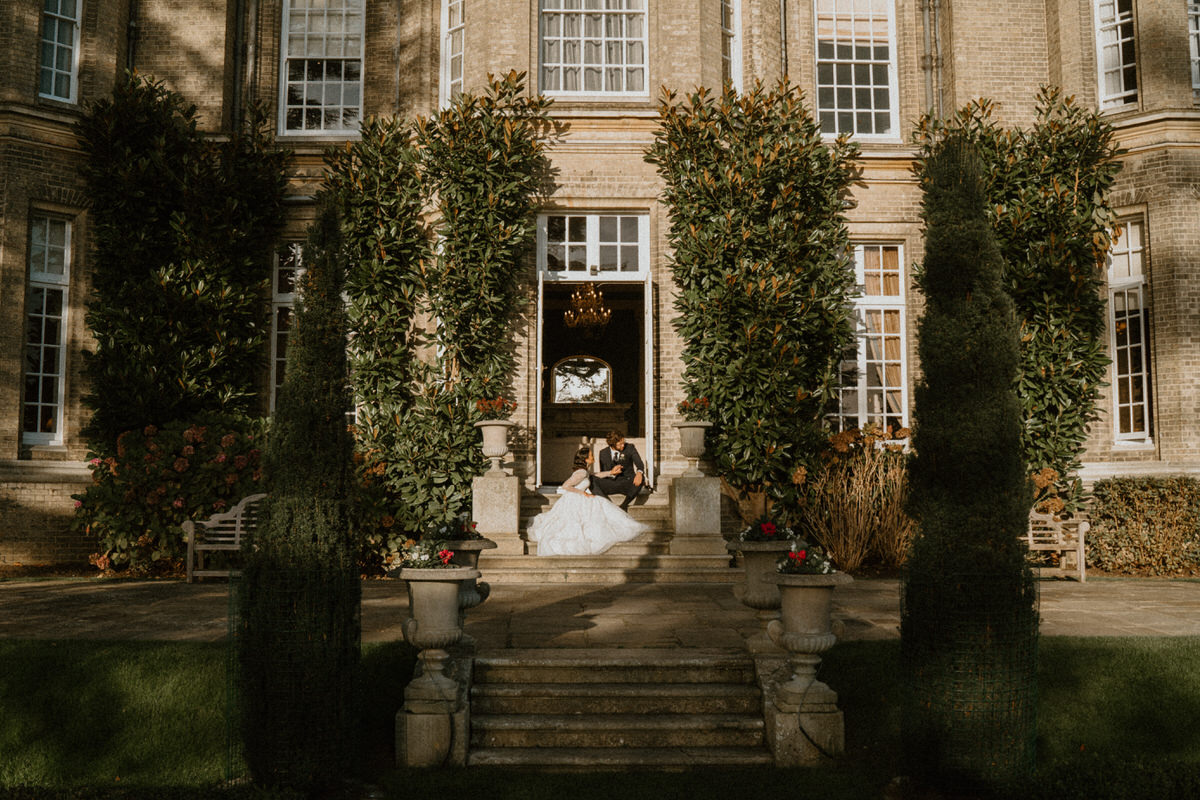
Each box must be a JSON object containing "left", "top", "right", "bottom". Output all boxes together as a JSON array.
[
  {"left": 76, "top": 74, "right": 289, "bottom": 455},
  {"left": 646, "top": 82, "right": 859, "bottom": 519},
  {"left": 914, "top": 88, "right": 1123, "bottom": 508}
]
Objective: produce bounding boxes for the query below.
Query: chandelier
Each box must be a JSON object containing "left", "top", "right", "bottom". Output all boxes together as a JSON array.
[{"left": 563, "top": 283, "right": 612, "bottom": 336}]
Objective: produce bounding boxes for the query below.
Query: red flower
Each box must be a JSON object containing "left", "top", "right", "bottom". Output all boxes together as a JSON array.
[
  {"left": 437, "top": 549, "right": 454, "bottom": 565},
  {"left": 760, "top": 522, "right": 777, "bottom": 537}
]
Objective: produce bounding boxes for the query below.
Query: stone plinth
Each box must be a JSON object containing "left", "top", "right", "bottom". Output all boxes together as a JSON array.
[
  {"left": 472, "top": 472, "right": 522, "bottom": 554},
  {"left": 669, "top": 475, "right": 725, "bottom": 555}
]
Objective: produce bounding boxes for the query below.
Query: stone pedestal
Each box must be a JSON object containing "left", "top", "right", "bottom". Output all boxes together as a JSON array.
[
  {"left": 395, "top": 650, "right": 471, "bottom": 767},
  {"left": 472, "top": 472, "right": 522, "bottom": 554},
  {"left": 669, "top": 475, "right": 725, "bottom": 555},
  {"left": 763, "top": 690, "right": 845, "bottom": 766}
]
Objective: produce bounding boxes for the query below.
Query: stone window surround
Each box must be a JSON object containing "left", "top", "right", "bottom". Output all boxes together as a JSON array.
[
  {"left": 1095, "top": 0, "right": 1139, "bottom": 110},
  {"left": 23, "top": 214, "right": 72, "bottom": 447},
  {"left": 440, "top": 0, "right": 466, "bottom": 108},
  {"left": 1107, "top": 216, "right": 1153, "bottom": 446},
  {"left": 538, "top": 0, "right": 649, "bottom": 97},
  {"left": 813, "top": 0, "right": 900, "bottom": 141},
  {"left": 832, "top": 242, "right": 908, "bottom": 435},
  {"left": 39, "top": 0, "right": 81, "bottom": 104},
  {"left": 278, "top": 0, "right": 365, "bottom": 136}
]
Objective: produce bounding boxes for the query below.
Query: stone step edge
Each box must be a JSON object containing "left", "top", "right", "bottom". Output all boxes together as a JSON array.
[
  {"left": 471, "top": 682, "right": 760, "bottom": 698},
  {"left": 474, "top": 647, "right": 753, "bottom": 666},
  {"left": 471, "top": 713, "right": 764, "bottom": 732},
  {"left": 466, "top": 746, "right": 774, "bottom": 767}
]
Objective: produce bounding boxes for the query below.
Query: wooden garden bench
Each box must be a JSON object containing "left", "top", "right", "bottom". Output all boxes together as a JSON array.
[
  {"left": 1024, "top": 511, "right": 1088, "bottom": 582},
  {"left": 183, "top": 493, "right": 266, "bottom": 583}
]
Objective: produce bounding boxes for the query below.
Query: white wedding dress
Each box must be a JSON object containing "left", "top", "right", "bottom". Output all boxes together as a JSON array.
[{"left": 528, "top": 469, "right": 647, "bottom": 556}]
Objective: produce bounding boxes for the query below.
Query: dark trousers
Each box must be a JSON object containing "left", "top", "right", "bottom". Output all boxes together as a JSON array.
[{"left": 590, "top": 475, "right": 639, "bottom": 509}]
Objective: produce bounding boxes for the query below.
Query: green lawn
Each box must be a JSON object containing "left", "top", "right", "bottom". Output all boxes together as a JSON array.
[{"left": 1, "top": 637, "right": 1197, "bottom": 798}]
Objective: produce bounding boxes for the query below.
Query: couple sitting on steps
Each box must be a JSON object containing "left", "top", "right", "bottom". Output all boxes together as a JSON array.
[{"left": 528, "top": 431, "right": 649, "bottom": 557}]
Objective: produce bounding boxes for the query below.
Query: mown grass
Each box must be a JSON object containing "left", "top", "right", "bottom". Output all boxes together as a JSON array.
[{"left": 0, "top": 637, "right": 1197, "bottom": 798}]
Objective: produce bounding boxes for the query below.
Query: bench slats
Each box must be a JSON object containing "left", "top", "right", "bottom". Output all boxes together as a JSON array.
[
  {"left": 184, "top": 493, "right": 266, "bottom": 583},
  {"left": 1023, "top": 511, "right": 1087, "bottom": 582}
]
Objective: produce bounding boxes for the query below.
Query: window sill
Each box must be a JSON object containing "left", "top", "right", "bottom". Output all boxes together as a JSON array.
[{"left": 1112, "top": 438, "right": 1155, "bottom": 451}]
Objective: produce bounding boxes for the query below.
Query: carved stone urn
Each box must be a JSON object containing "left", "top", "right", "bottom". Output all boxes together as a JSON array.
[
  {"left": 474, "top": 420, "right": 516, "bottom": 474},
  {"left": 726, "top": 539, "right": 796, "bottom": 652},
  {"left": 672, "top": 420, "right": 712, "bottom": 477},
  {"left": 766, "top": 571, "right": 853, "bottom": 706},
  {"left": 399, "top": 565, "right": 480, "bottom": 699}
]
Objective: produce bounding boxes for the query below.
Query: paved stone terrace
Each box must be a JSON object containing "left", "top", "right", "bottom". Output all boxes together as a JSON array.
[{"left": 0, "top": 577, "right": 1198, "bottom": 645}]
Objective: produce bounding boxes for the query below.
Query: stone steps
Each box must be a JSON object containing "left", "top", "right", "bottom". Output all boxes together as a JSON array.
[{"left": 467, "top": 649, "right": 772, "bottom": 768}]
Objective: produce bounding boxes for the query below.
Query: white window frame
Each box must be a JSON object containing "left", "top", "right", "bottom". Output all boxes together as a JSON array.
[
  {"left": 813, "top": 0, "right": 900, "bottom": 140},
  {"left": 23, "top": 215, "right": 72, "bottom": 446},
  {"left": 832, "top": 243, "right": 908, "bottom": 435},
  {"left": 440, "top": 0, "right": 466, "bottom": 108},
  {"left": 536, "top": 213, "right": 650, "bottom": 281},
  {"left": 1107, "top": 218, "right": 1153, "bottom": 444},
  {"left": 1189, "top": 3, "right": 1200, "bottom": 101},
  {"left": 538, "top": 0, "right": 649, "bottom": 97},
  {"left": 270, "top": 242, "right": 304, "bottom": 411},
  {"left": 278, "top": 0, "right": 364, "bottom": 136},
  {"left": 39, "top": 0, "right": 81, "bottom": 103},
  {"left": 1095, "top": 0, "right": 1138, "bottom": 109},
  {"left": 721, "top": 0, "right": 743, "bottom": 92}
]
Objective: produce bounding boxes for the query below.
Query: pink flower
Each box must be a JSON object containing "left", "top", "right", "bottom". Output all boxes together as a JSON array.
[
  {"left": 173, "top": 498, "right": 185, "bottom": 509},
  {"left": 89, "top": 458, "right": 100, "bottom": 466},
  {"left": 221, "top": 433, "right": 237, "bottom": 448},
  {"left": 182, "top": 445, "right": 195, "bottom": 457},
  {"left": 233, "top": 455, "right": 248, "bottom": 470},
  {"left": 74, "top": 499, "right": 83, "bottom": 509},
  {"left": 214, "top": 453, "right": 227, "bottom": 463},
  {"left": 212, "top": 499, "right": 227, "bottom": 511},
  {"left": 173, "top": 457, "right": 189, "bottom": 472}
]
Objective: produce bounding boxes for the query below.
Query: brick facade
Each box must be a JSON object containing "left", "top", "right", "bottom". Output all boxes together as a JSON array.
[{"left": 2, "top": 0, "right": 1199, "bottom": 563}]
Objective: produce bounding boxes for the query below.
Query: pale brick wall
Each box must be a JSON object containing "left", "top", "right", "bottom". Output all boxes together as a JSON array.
[{"left": 0, "top": 462, "right": 93, "bottom": 566}]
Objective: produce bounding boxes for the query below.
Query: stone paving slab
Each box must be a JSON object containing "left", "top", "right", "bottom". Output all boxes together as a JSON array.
[{"left": 0, "top": 576, "right": 1197, "bottom": 645}]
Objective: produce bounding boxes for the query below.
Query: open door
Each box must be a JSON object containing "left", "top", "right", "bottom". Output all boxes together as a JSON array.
[
  {"left": 643, "top": 272, "right": 655, "bottom": 486},
  {"left": 535, "top": 269, "right": 545, "bottom": 486}
]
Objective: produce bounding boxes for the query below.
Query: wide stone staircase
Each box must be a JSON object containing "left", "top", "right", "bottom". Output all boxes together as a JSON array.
[
  {"left": 466, "top": 648, "right": 773, "bottom": 768},
  {"left": 476, "top": 490, "right": 739, "bottom": 584}
]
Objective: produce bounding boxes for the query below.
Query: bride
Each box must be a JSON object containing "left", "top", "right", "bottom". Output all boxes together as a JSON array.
[{"left": 528, "top": 445, "right": 647, "bottom": 556}]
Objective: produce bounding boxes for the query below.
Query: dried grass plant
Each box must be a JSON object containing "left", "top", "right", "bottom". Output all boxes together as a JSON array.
[{"left": 803, "top": 426, "right": 915, "bottom": 571}]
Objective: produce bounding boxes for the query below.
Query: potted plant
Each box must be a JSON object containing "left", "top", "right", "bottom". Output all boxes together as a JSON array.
[
  {"left": 427, "top": 514, "right": 496, "bottom": 612},
  {"left": 727, "top": 516, "right": 801, "bottom": 648},
  {"left": 673, "top": 397, "right": 712, "bottom": 477},
  {"left": 473, "top": 397, "right": 518, "bottom": 473},
  {"left": 767, "top": 541, "right": 851, "bottom": 705}
]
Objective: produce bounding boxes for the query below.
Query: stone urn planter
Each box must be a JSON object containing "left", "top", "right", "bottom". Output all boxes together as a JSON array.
[
  {"left": 767, "top": 572, "right": 853, "bottom": 706},
  {"left": 474, "top": 420, "right": 516, "bottom": 473},
  {"left": 399, "top": 566, "right": 480, "bottom": 697},
  {"left": 445, "top": 537, "right": 498, "bottom": 622},
  {"left": 673, "top": 421, "right": 712, "bottom": 477},
  {"left": 726, "top": 538, "right": 796, "bottom": 651}
]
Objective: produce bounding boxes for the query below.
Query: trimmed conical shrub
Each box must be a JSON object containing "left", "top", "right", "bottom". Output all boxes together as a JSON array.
[
  {"left": 237, "top": 198, "right": 361, "bottom": 794},
  {"left": 901, "top": 136, "right": 1039, "bottom": 791}
]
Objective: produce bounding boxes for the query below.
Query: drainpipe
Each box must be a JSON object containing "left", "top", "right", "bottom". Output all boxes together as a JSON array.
[
  {"left": 921, "top": 0, "right": 933, "bottom": 114},
  {"left": 246, "top": 0, "right": 259, "bottom": 103},
  {"left": 232, "top": 0, "right": 246, "bottom": 131},
  {"left": 920, "top": 0, "right": 944, "bottom": 118},
  {"left": 126, "top": 0, "right": 139, "bottom": 72},
  {"left": 932, "top": 0, "right": 942, "bottom": 119},
  {"left": 779, "top": 0, "right": 788, "bottom": 79}
]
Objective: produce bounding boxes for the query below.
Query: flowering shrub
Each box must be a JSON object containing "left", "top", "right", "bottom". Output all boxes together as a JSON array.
[
  {"left": 475, "top": 396, "right": 517, "bottom": 420},
  {"left": 73, "top": 413, "right": 266, "bottom": 572},
  {"left": 426, "top": 513, "right": 483, "bottom": 541},
  {"left": 776, "top": 542, "right": 836, "bottom": 575},
  {"left": 737, "top": 516, "right": 798, "bottom": 543},
  {"left": 399, "top": 537, "right": 457, "bottom": 569},
  {"left": 676, "top": 397, "right": 711, "bottom": 422}
]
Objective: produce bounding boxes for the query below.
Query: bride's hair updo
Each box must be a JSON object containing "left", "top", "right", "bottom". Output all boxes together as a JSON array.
[{"left": 572, "top": 446, "right": 591, "bottom": 470}]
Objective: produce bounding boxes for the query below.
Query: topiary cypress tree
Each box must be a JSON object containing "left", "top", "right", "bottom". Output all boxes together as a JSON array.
[
  {"left": 237, "top": 198, "right": 360, "bottom": 794},
  {"left": 901, "top": 136, "right": 1039, "bottom": 791}
]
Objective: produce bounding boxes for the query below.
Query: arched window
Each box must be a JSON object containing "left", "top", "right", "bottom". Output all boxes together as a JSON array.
[{"left": 551, "top": 356, "right": 612, "bottom": 403}]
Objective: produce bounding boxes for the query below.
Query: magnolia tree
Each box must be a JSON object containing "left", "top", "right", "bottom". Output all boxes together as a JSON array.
[
  {"left": 914, "top": 88, "right": 1123, "bottom": 509},
  {"left": 646, "top": 82, "right": 859, "bottom": 520}
]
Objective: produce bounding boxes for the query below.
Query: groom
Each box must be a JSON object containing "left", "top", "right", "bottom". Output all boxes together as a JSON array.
[{"left": 591, "top": 430, "right": 646, "bottom": 511}]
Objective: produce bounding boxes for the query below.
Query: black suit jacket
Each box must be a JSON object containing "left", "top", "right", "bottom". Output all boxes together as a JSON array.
[{"left": 598, "top": 443, "right": 645, "bottom": 483}]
